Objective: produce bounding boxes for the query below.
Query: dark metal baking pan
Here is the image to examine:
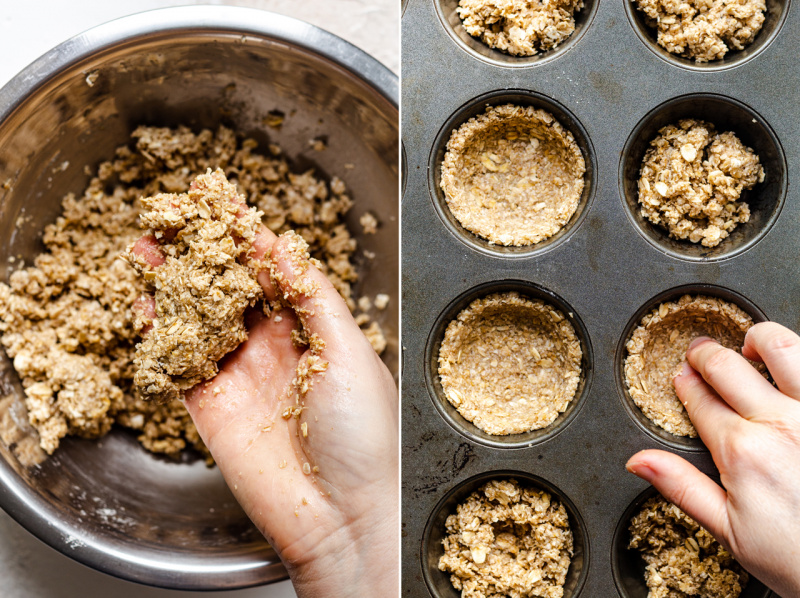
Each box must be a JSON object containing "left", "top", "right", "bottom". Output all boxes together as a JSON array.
[{"left": 403, "top": 0, "right": 800, "bottom": 595}]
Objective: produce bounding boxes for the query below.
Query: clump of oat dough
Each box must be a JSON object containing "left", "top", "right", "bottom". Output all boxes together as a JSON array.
[
  {"left": 638, "top": 119, "right": 764, "bottom": 248},
  {"left": 457, "top": 0, "right": 584, "bottom": 56},
  {"left": 438, "top": 292, "right": 582, "bottom": 435},
  {"left": 441, "top": 104, "right": 585, "bottom": 247},
  {"left": 624, "top": 294, "right": 756, "bottom": 437},
  {"left": 439, "top": 478, "right": 573, "bottom": 598},
  {"left": 629, "top": 495, "right": 748, "bottom": 597},
  {"left": 634, "top": 0, "right": 766, "bottom": 62},
  {"left": 126, "top": 169, "right": 264, "bottom": 403}
]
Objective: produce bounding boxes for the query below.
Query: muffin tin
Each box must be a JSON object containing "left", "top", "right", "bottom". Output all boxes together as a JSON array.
[{"left": 402, "top": 0, "right": 800, "bottom": 595}]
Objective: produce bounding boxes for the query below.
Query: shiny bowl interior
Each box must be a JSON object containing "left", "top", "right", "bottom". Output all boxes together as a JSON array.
[{"left": 0, "top": 6, "right": 397, "bottom": 590}]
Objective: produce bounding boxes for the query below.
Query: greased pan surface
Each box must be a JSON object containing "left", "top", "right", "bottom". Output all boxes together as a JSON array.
[{"left": 401, "top": 0, "right": 798, "bottom": 595}]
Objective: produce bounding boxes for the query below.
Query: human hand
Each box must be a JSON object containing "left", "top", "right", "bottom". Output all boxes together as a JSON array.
[
  {"left": 132, "top": 223, "right": 399, "bottom": 597},
  {"left": 626, "top": 322, "right": 800, "bottom": 597}
]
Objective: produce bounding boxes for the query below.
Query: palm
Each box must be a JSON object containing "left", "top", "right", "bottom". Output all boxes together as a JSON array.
[
  {"left": 134, "top": 224, "right": 398, "bottom": 591},
  {"left": 184, "top": 249, "right": 397, "bottom": 570}
]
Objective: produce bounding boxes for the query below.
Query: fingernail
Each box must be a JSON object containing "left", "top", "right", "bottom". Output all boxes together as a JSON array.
[
  {"left": 626, "top": 460, "right": 656, "bottom": 482},
  {"left": 688, "top": 336, "right": 713, "bottom": 351}
]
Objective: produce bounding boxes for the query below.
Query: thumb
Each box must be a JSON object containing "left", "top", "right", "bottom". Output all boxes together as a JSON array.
[
  {"left": 269, "top": 231, "right": 367, "bottom": 352},
  {"left": 626, "top": 449, "right": 733, "bottom": 550}
]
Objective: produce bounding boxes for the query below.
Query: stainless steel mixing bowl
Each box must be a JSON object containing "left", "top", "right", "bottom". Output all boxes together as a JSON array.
[{"left": 0, "top": 6, "right": 398, "bottom": 590}]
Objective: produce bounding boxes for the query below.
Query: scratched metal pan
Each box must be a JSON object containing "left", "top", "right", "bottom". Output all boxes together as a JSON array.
[
  {"left": 0, "top": 6, "right": 398, "bottom": 591},
  {"left": 402, "top": 0, "right": 798, "bottom": 595}
]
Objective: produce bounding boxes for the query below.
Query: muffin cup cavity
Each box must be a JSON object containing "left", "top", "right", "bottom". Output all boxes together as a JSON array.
[
  {"left": 612, "top": 487, "right": 772, "bottom": 598},
  {"left": 625, "top": 0, "right": 788, "bottom": 71},
  {"left": 620, "top": 94, "right": 786, "bottom": 262},
  {"left": 615, "top": 284, "right": 767, "bottom": 452},
  {"left": 423, "top": 470, "right": 590, "bottom": 598},
  {"left": 426, "top": 280, "right": 593, "bottom": 449},
  {"left": 430, "top": 90, "right": 596, "bottom": 259},
  {"left": 433, "top": 0, "right": 598, "bottom": 68}
]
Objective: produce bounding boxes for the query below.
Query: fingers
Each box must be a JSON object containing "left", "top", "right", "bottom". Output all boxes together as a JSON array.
[
  {"left": 270, "top": 232, "right": 366, "bottom": 351},
  {"left": 684, "top": 337, "right": 784, "bottom": 418},
  {"left": 208, "top": 181, "right": 280, "bottom": 300},
  {"left": 130, "top": 234, "right": 166, "bottom": 267},
  {"left": 249, "top": 225, "right": 279, "bottom": 301},
  {"left": 743, "top": 322, "right": 800, "bottom": 400},
  {"left": 132, "top": 294, "right": 156, "bottom": 334},
  {"left": 672, "top": 361, "right": 741, "bottom": 444},
  {"left": 626, "top": 449, "right": 732, "bottom": 549}
]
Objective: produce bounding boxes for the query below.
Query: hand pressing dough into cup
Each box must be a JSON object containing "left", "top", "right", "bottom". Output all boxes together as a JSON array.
[{"left": 624, "top": 294, "right": 758, "bottom": 437}]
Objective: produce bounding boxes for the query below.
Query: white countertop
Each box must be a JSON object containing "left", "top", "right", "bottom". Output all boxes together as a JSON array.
[{"left": 0, "top": 2, "right": 397, "bottom": 597}]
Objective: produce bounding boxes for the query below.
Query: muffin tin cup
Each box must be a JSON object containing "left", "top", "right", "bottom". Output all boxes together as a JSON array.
[
  {"left": 433, "top": 0, "right": 600, "bottom": 68},
  {"left": 429, "top": 89, "right": 597, "bottom": 259},
  {"left": 625, "top": 0, "right": 789, "bottom": 72},
  {"left": 614, "top": 283, "right": 768, "bottom": 453},
  {"left": 612, "top": 486, "right": 772, "bottom": 598},
  {"left": 424, "top": 280, "right": 594, "bottom": 449},
  {"left": 422, "top": 470, "right": 590, "bottom": 598},
  {"left": 620, "top": 93, "right": 787, "bottom": 262},
  {"left": 403, "top": 0, "right": 796, "bottom": 594}
]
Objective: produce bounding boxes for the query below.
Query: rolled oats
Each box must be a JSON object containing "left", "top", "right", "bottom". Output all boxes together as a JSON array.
[
  {"left": 0, "top": 124, "right": 385, "bottom": 458},
  {"left": 441, "top": 104, "right": 585, "bottom": 247},
  {"left": 629, "top": 496, "right": 748, "bottom": 597},
  {"left": 457, "top": 0, "right": 584, "bottom": 56},
  {"left": 634, "top": 0, "right": 766, "bottom": 62},
  {"left": 125, "top": 169, "right": 263, "bottom": 403},
  {"left": 438, "top": 292, "right": 582, "bottom": 435},
  {"left": 638, "top": 119, "right": 764, "bottom": 248},
  {"left": 439, "top": 478, "right": 573, "bottom": 598}
]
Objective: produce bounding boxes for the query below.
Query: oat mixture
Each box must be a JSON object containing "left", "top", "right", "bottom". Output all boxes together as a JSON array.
[
  {"left": 125, "top": 169, "right": 264, "bottom": 404},
  {"left": 0, "top": 125, "right": 383, "bottom": 457},
  {"left": 624, "top": 294, "right": 755, "bottom": 437},
  {"left": 272, "top": 230, "right": 330, "bottom": 434},
  {"left": 633, "top": 0, "right": 766, "bottom": 62},
  {"left": 629, "top": 495, "right": 748, "bottom": 597},
  {"left": 457, "top": 0, "right": 584, "bottom": 56},
  {"left": 638, "top": 119, "right": 764, "bottom": 248},
  {"left": 439, "top": 478, "right": 573, "bottom": 598},
  {"left": 438, "top": 292, "right": 582, "bottom": 435},
  {"left": 441, "top": 104, "right": 585, "bottom": 247}
]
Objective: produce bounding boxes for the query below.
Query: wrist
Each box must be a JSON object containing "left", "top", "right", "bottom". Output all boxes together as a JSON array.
[{"left": 285, "top": 511, "right": 398, "bottom": 598}]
